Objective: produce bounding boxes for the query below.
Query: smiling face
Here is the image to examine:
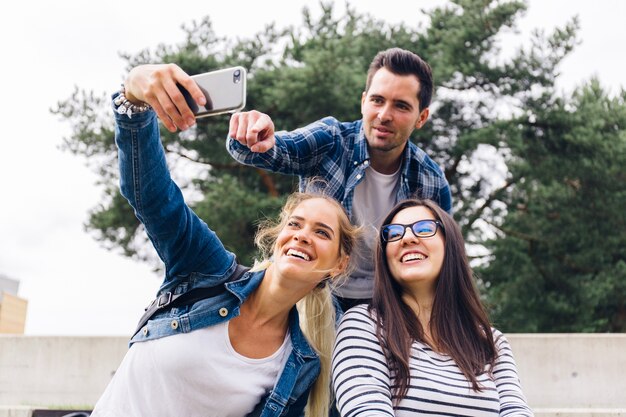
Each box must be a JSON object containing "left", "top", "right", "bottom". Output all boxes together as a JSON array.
[
  {"left": 385, "top": 205, "right": 445, "bottom": 294},
  {"left": 273, "top": 198, "right": 347, "bottom": 285},
  {"left": 361, "top": 67, "right": 429, "bottom": 170}
]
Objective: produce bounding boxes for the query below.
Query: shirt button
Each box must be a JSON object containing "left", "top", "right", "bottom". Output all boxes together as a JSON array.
[
  {"left": 170, "top": 320, "right": 179, "bottom": 330},
  {"left": 219, "top": 307, "right": 229, "bottom": 317},
  {"left": 356, "top": 174, "right": 362, "bottom": 180},
  {"left": 353, "top": 161, "right": 358, "bottom": 165},
  {"left": 363, "top": 160, "right": 369, "bottom": 166},
  {"left": 142, "top": 327, "right": 148, "bottom": 336}
]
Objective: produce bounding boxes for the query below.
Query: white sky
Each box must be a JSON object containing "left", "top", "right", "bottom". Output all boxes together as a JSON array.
[{"left": 0, "top": 0, "right": 624, "bottom": 336}]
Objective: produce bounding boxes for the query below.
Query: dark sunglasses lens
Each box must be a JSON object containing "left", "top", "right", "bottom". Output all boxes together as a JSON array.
[
  {"left": 382, "top": 224, "right": 405, "bottom": 241},
  {"left": 412, "top": 220, "right": 437, "bottom": 237}
]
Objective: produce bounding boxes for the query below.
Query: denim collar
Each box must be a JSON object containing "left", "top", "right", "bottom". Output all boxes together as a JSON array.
[{"left": 226, "top": 269, "right": 318, "bottom": 359}]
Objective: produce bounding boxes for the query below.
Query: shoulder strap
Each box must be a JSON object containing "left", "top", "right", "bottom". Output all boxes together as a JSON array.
[{"left": 133, "top": 264, "right": 250, "bottom": 337}]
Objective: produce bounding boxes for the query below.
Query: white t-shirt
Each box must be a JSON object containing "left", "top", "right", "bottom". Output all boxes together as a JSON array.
[
  {"left": 91, "top": 320, "right": 292, "bottom": 417},
  {"left": 337, "top": 165, "right": 400, "bottom": 299}
]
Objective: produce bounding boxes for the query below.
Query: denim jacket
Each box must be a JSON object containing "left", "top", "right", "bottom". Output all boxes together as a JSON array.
[{"left": 113, "top": 95, "right": 319, "bottom": 417}]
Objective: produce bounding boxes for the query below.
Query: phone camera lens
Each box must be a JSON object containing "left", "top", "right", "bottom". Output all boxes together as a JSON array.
[
  {"left": 233, "top": 69, "right": 242, "bottom": 83},
  {"left": 234, "top": 69, "right": 241, "bottom": 77}
]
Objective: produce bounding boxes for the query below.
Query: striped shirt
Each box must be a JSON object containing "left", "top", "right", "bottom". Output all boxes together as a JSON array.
[{"left": 332, "top": 305, "right": 534, "bottom": 417}]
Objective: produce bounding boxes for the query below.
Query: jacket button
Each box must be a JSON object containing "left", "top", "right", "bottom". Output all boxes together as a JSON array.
[
  {"left": 171, "top": 320, "right": 179, "bottom": 330},
  {"left": 219, "top": 307, "right": 228, "bottom": 317},
  {"left": 142, "top": 327, "right": 148, "bottom": 336}
]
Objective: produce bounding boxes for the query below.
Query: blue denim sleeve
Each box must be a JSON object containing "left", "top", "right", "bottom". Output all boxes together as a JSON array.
[
  {"left": 225, "top": 118, "right": 339, "bottom": 175},
  {"left": 282, "top": 387, "right": 310, "bottom": 417},
  {"left": 113, "top": 103, "right": 235, "bottom": 283}
]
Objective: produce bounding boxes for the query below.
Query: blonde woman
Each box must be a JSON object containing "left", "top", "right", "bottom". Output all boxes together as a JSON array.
[{"left": 91, "top": 64, "right": 358, "bottom": 417}]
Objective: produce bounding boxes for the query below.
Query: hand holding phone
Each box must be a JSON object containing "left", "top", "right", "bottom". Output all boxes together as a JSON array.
[{"left": 178, "top": 66, "right": 247, "bottom": 118}]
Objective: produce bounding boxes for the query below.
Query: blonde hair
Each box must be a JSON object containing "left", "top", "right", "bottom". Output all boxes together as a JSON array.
[{"left": 254, "top": 191, "right": 359, "bottom": 417}]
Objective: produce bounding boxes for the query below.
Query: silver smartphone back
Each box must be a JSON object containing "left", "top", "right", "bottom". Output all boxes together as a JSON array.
[{"left": 181, "top": 66, "right": 247, "bottom": 118}]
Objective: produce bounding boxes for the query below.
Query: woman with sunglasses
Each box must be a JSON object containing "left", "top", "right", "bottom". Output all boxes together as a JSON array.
[
  {"left": 332, "top": 199, "right": 533, "bottom": 416},
  {"left": 90, "top": 64, "right": 358, "bottom": 417}
]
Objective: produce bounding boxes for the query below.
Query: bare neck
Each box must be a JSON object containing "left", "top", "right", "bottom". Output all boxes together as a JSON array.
[
  {"left": 368, "top": 147, "right": 404, "bottom": 175},
  {"left": 401, "top": 287, "right": 442, "bottom": 350},
  {"left": 401, "top": 284, "right": 435, "bottom": 322},
  {"left": 242, "top": 264, "right": 308, "bottom": 327}
]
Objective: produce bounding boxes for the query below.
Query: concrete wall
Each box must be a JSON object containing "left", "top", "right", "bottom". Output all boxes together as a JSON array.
[
  {"left": 0, "top": 336, "right": 128, "bottom": 407},
  {"left": 507, "top": 334, "right": 626, "bottom": 415},
  {"left": 2, "top": 334, "right": 625, "bottom": 414}
]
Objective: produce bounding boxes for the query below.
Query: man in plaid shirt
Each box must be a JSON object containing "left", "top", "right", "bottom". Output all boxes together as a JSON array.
[{"left": 227, "top": 48, "right": 452, "bottom": 312}]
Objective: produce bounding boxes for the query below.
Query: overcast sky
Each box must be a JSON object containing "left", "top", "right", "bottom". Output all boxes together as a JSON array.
[{"left": 0, "top": 0, "right": 624, "bottom": 336}]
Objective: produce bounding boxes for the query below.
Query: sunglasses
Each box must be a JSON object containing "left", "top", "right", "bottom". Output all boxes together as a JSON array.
[{"left": 381, "top": 219, "right": 443, "bottom": 242}]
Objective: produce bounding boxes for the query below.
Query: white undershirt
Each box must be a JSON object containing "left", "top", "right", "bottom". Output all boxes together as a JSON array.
[
  {"left": 91, "top": 321, "right": 292, "bottom": 417},
  {"left": 338, "top": 165, "right": 400, "bottom": 299}
]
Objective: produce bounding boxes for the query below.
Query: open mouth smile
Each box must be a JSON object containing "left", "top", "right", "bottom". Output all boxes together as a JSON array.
[
  {"left": 401, "top": 252, "right": 426, "bottom": 263},
  {"left": 286, "top": 248, "right": 311, "bottom": 261}
]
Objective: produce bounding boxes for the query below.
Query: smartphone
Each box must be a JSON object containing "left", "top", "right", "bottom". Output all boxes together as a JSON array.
[{"left": 179, "top": 66, "right": 247, "bottom": 118}]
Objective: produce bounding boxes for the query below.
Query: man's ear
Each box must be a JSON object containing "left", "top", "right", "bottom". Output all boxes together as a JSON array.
[{"left": 415, "top": 107, "right": 430, "bottom": 129}]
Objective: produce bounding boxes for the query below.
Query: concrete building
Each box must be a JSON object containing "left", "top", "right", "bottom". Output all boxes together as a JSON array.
[{"left": 0, "top": 275, "right": 28, "bottom": 334}]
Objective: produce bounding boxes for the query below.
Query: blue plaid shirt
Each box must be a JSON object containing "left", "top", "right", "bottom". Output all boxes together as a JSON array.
[{"left": 226, "top": 116, "right": 452, "bottom": 216}]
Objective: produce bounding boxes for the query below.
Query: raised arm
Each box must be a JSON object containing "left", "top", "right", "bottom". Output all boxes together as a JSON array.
[
  {"left": 114, "top": 68, "right": 235, "bottom": 283},
  {"left": 332, "top": 306, "right": 395, "bottom": 417},
  {"left": 124, "top": 63, "right": 206, "bottom": 133},
  {"left": 226, "top": 114, "right": 342, "bottom": 176},
  {"left": 228, "top": 110, "right": 276, "bottom": 153},
  {"left": 492, "top": 330, "right": 534, "bottom": 417}
]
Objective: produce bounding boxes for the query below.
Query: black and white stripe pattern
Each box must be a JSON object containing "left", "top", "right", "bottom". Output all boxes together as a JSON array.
[{"left": 332, "top": 305, "right": 533, "bottom": 417}]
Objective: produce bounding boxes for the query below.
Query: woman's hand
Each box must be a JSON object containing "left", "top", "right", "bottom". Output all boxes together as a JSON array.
[{"left": 124, "top": 64, "right": 206, "bottom": 132}]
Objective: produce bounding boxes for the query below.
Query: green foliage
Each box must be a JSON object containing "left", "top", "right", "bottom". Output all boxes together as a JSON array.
[
  {"left": 193, "top": 175, "right": 286, "bottom": 264},
  {"left": 52, "top": 1, "right": 625, "bottom": 331},
  {"left": 479, "top": 82, "right": 626, "bottom": 332}
]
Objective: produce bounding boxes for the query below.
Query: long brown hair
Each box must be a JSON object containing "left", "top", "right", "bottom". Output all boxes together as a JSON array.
[{"left": 371, "top": 199, "right": 496, "bottom": 399}]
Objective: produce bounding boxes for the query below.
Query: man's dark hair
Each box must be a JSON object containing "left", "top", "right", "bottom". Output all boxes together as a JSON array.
[{"left": 365, "top": 48, "right": 433, "bottom": 111}]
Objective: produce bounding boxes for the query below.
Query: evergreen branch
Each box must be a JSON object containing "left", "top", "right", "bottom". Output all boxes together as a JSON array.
[{"left": 466, "top": 177, "right": 519, "bottom": 229}]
